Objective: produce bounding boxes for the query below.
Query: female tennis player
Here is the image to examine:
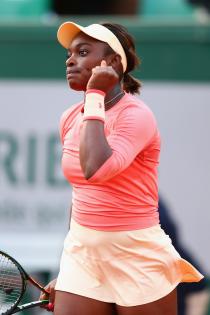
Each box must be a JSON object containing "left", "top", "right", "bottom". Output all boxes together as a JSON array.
[{"left": 40, "top": 22, "right": 203, "bottom": 315}]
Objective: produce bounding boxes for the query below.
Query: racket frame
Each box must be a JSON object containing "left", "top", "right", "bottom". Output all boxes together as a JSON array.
[{"left": 0, "top": 250, "right": 49, "bottom": 315}]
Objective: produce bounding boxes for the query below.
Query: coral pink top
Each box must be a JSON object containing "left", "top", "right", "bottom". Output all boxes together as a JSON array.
[{"left": 60, "top": 93, "right": 161, "bottom": 231}]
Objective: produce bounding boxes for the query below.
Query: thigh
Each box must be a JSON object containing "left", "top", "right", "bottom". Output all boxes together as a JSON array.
[
  {"left": 54, "top": 290, "right": 117, "bottom": 315},
  {"left": 115, "top": 289, "right": 177, "bottom": 315}
]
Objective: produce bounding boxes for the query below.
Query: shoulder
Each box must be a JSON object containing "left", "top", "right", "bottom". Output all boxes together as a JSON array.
[
  {"left": 115, "top": 93, "right": 157, "bottom": 126},
  {"left": 60, "top": 101, "right": 83, "bottom": 126}
]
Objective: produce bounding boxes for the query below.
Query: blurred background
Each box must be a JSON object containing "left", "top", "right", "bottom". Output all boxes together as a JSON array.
[{"left": 0, "top": 0, "right": 210, "bottom": 314}]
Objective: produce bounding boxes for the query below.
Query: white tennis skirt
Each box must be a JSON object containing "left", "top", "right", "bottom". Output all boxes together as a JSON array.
[{"left": 55, "top": 219, "right": 203, "bottom": 306}]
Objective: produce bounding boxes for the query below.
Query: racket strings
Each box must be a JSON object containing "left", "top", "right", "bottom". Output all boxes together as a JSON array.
[{"left": 0, "top": 254, "right": 23, "bottom": 314}]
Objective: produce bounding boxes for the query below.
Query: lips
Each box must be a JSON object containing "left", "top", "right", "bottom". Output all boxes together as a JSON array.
[{"left": 66, "top": 69, "right": 80, "bottom": 80}]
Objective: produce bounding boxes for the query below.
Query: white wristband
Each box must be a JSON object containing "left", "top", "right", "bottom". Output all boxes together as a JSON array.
[{"left": 83, "top": 89, "right": 105, "bottom": 122}]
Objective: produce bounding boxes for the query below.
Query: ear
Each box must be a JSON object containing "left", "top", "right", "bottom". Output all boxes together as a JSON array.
[{"left": 106, "top": 53, "right": 123, "bottom": 74}]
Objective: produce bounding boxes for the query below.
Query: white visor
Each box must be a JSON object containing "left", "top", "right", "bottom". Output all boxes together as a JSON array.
[{"left": 57, "top": 22, "right": 127, "bottom": 73}]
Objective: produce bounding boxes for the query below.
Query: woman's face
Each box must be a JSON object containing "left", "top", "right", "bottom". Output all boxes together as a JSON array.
[{"left": 66, "top": 32, "right": 108, "bottom": 91}]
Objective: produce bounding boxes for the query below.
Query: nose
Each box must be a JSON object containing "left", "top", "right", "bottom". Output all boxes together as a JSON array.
[{"left": 66, "top": 54, "right": 76, "bottom": 67}]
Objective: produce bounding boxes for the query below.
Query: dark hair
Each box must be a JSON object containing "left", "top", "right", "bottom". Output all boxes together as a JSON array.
[{"left": 101, "top": 22, "right": 141, "bottom": 95}]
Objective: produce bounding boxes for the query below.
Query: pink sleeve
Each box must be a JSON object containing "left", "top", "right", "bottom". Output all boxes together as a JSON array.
[{"left": 88, "top": 105, "right": 157, "bottom": 183}]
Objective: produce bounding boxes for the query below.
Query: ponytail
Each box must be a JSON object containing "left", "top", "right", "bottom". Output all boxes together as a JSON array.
[{"left": 123, "top": 73, "right": 141, "bottom": 95}]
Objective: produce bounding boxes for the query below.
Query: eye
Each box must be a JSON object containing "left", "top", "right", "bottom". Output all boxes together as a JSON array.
[
  {"left": 66, "top": 53, "right": 71, "bottom": 60},
  {"left": 79, "top": 49, "right": 88, "bottom": 56}
]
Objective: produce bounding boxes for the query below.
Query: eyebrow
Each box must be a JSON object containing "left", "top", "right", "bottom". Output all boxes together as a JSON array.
[{"left": 68, "top": 42, "right": 92, "bottom": 52}]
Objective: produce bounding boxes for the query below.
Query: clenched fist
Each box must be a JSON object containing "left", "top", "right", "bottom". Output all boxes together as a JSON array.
[{"left": 87, "top": 60, "right": 119, "bottom": 93}]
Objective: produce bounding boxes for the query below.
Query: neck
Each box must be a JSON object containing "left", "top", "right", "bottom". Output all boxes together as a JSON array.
[{"left": 104, "top": 85, "right": 124, "bottom": 111}]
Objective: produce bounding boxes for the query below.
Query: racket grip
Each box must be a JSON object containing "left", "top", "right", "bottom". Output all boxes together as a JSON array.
[{"left": 47, "top": 302, "right": 54, "bottom": 312}]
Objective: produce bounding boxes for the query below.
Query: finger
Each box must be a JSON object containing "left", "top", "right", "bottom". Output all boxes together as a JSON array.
[
  {"left": 93, "top": 66, "right": 100, "bottom": 70},
  {"left": 100, "top": 60, "right": 107, "bottom": 67},
  {"left": 92, "top": 66, "right": 111, "bottom": 75},
  {"left": 39, "top": 292, "right": 48, "bottom": 300},
  {"left": 91, "top": 67, "right": 97, "bottom": 74}
]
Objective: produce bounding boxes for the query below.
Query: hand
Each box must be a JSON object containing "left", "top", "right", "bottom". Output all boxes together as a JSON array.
[
  {"left": 39, "top": 278, "right": 57, "bottom": 312},
  {"left": 87, "top": 60, "right": 119, "bottom": 94}
]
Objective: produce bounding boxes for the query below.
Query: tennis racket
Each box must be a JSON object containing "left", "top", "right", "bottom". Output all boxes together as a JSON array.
[{"left": 0, "top": 250, "right": 53, "bottom": 314}]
